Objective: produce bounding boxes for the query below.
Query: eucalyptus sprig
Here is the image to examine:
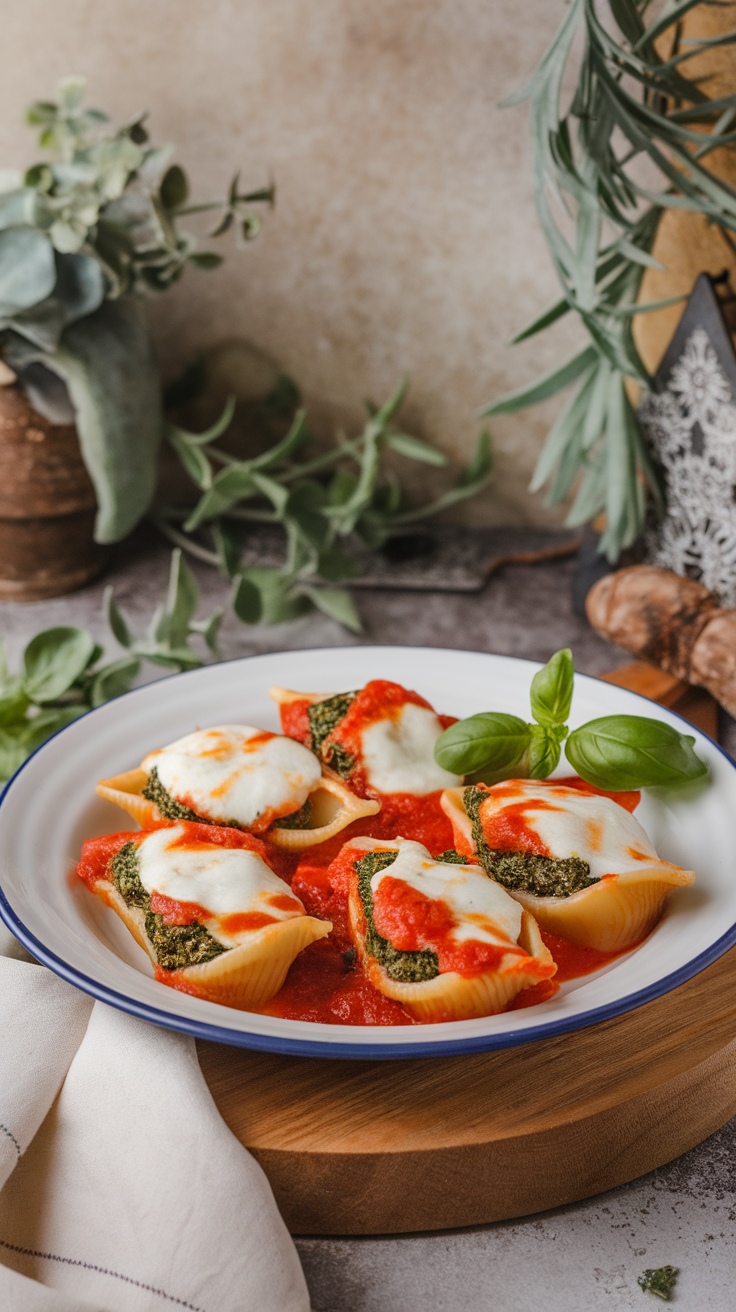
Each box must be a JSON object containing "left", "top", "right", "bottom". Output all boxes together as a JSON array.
[
  {"left": 487, "top": 0, "right": 736, "bottom": 561},
  {"left": 156, "top": 379, "right": 492, "bottom": 632},
  {"left": 434, "top": 648, "right": 708, "bottom": 791}
]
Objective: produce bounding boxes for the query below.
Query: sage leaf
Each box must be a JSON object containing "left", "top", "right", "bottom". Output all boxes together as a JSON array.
[
  {"left": 434, "top": 713, "right": 532, "bottom": 777},
  {"left": 530, "top": 648, "right": 574, "bottom": 727},
  {"left": 565, "top": 715, "right": 708, "bottom": 790},
  {"left": 23, "top": 627, "right": 96, "bottom": 703},
  {"left": 104, "top": 587, "right": 133, "bottom": 649}
]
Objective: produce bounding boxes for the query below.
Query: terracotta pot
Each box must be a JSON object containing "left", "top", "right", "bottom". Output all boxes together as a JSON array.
[{"left": 0, "top": 383, "right": 106, "bottom": 600}]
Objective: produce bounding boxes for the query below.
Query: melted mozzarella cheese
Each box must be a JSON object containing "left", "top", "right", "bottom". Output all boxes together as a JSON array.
[
  {"left": 142, "top": 724, "right": 322, "bottom": 828},
  {"left": 359, "top": 703, "right": 461, "bottom": 795},
  {"left": 361, "top": 838, "right": 523, "bottom": 948},
  {"left": 479, "top": 781, "right": 658, "bottom": 880},
  {"left": 136, "top": 825, "right": 305, "bottom": 946}
]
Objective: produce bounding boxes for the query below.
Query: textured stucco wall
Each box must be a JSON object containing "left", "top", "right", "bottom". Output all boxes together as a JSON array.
[{"left": 0, "top": 0, "right": 586, "bottom": 525}]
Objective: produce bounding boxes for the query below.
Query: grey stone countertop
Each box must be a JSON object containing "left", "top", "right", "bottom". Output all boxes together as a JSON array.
[{"left": 2, "top": 527, "right": 735, "bottom": 1312}]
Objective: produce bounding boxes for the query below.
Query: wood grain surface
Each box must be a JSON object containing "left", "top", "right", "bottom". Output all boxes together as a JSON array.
[{"left": 198, "top": 660, "right": 736, "bottom": 1235}]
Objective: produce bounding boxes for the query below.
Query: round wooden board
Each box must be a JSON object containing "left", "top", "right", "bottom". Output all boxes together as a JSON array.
[{"left": 197, "top": 945, "right": 736, "bottom": 1235}]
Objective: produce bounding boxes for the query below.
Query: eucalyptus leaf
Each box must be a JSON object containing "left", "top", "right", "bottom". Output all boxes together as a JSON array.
[
  {"left": 434, "top": 713, "right": 532, "bottom": 777},
  {"left": 22, "top": 627, "right": 96, "bottom": 702},
  {"left": 565, "top": 716, "right": 708, "bottom": 790},
  {"left": 50, "top": 297, "right": 163, "bottom": 543},
  {"left": 0, "top": 227, "right": 55, "bottom": 312},
  {"left": 530, "top": 648, "right": 574, "bottom": 727}
]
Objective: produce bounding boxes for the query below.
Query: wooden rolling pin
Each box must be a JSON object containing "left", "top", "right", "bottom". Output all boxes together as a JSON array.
[{"left": 586, "top": 565, "right": 736, "bottom": 718}]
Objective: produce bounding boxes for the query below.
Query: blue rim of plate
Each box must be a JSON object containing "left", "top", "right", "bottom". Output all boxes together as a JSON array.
[{"left": 1, "top": 652, "right": 735, "bottom": 1060}]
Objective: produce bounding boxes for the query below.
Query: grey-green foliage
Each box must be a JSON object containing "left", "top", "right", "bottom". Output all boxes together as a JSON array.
[
  {"left": 0, "top": 627, "right": 140, "bottom": 782},
  {"left": 487, "top": 0, "right": 736, "bottom": 561},
  {"left": 0, "top": 550, "right": 224, "bottom": 783},
  {"left": 158, "top": 378, "right": 492, "bottom": 632},
  {"left": 0, "top": 76, "right": 270, "bottom": 543}
]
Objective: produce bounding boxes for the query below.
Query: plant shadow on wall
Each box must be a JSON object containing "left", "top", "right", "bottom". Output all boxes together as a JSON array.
[
  {"left": 486, "top": 0, "right": 736, "bottom": 563},
  {"left": 0, "top": 76, "right": 491, "bottom": 619}
]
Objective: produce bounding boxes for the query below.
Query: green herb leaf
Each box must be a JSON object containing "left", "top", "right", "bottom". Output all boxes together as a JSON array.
[
  {"left": 104, "top": 587, "right": 133, "bottom": 649},
  {"left": 565, "top": 716, "right": 708, "bottom": 790},
  {"left": 159, "top": 164, "right": 189, "bottom": 211},
  {"left": 22, "top": 627, "right": 96, "bottom": 703},
  {"left": 0, "top": 675, "right": 30, "bottom": 725},
  {"left": 231, "top": 573, "right": 264, "bottom": 625},
  {"left": 90, "top": 657, "right": 140, "bottom": 708},
  {"left": 434, "top": 713, "right": 532, "bottom": 777},
  {"left": 301, "top": 587, "right": 362, "bottom": 633},
  {"left": 530, "top": 648, "right": 574, "bottom": 727},
  {"left": 528, "top": 724, "right": 566, "bottom": 779},
  {"left": 386, "top": 432, "right": 447, "bottom": 466}
]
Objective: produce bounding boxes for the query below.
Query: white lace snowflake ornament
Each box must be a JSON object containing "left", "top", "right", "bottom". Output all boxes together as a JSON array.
[{"left": 638, "top": 273, "right": 736, "bottom": 606}]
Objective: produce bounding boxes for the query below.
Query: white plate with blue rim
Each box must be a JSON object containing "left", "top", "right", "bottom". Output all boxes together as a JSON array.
[{"left": 0, "top": 645, "right": 733, "bottom": 1059}]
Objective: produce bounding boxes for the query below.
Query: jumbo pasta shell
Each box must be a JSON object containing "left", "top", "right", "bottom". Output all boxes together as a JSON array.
[
  {"left": 347, "top": 877, "right": 554, "bottom": 1023},
  {"left": 88, "top": 875, "right": 331, "bottom": 1010},
  {"left": 505, "top": 865, "right": 695, "bottom": 953},
  {"left": 95, "top": 764, "right": 379, "bottom": 847}
]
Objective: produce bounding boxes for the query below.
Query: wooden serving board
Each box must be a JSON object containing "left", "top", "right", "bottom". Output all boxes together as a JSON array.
[{"left": 198, "top": 663, "right": 736, "bottom": 1235}]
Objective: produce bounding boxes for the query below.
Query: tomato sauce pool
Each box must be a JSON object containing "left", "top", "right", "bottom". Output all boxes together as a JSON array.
[{"left": 264, "top": 793, "right": 628, "bottom": 1027}]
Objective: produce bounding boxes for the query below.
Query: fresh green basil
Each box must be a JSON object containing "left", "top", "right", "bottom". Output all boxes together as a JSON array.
[
  {"left": 530, "top": 648, "right": 573, "bottom": 728},
  {"left": 528, "top": 724, "right": 566, "bottom": 780},
  {"left": 434, "top": 712, "right": 531, "bottom": 777},
  {"left": 565, "top": 716, "right": 708, "bottom": 790},
  {"left": 22, "top": 627, "right": 96, "bottom": 703}
]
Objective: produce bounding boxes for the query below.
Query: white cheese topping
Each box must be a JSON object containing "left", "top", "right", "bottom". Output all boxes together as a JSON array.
[
  {"left": 359, "top": 703, "right": 461, "bottom": 796},
  {"left": 142, "top": 724, "right": 322, "bottom": 829},
  {"left": 364, "top": 838, "right": 523, "bottom": 948},
  {"left": 136, "top": 825, "right": 305, "bottom": 947},
  {"left": 479, "top": 781, "right": 658, "bottom": 880}
]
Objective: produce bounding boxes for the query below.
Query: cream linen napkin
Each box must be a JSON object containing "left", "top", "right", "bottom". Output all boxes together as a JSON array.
[{"left": 0, "top": 927, "right": 311, "bottom": 1312}]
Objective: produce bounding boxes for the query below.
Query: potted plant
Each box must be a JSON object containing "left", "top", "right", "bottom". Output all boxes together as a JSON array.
[{"left": 0, "top": 75, "right": 272, "bottom": 598}]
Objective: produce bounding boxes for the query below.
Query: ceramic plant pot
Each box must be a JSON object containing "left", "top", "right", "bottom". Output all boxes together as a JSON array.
[{"left": 0, "top": 383, "right": 106, "bottom": 600}]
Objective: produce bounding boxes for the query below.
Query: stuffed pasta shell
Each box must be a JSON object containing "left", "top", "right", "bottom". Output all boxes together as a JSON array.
[
  {"left": 96, "top": 724, "right": 379, "bottom": 848},
  {"left": 441, "top": 779, "right": 695, "bottom": 953},
  {"left": 270, "top": 680, "right": 462, "bottom": 799},
  {"left": 76, "top": 821, "right": 331, "bottom": 1008},
  {"left": 339, "top": 836, "right": 555, "bottom": 1021}
]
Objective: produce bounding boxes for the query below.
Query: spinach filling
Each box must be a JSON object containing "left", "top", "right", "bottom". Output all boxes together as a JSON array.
[
  {"left": 142, "top": 764, "right": 309, "bottom": 832},
  {"left": 355, "top": 850, "right": 439, "bottom": 984},
  {"left": 308, "top": 692, "right": 357, "bottom": 779},
  {"left": 110, "top": 840, "right": 227, "bottom": 971},
  {"left": 463, "top": 785, "right": 598, "bottom": 898},
  {"left": 272, "top": 798, "right": 313, "bottom": 830},
  {"left": 142, "top": 766, "right": 207, "bottom": 824}
]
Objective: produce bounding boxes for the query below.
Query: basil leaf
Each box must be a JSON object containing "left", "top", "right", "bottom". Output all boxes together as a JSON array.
[
  {"left": 565, "top": 716, "right": 708, "bottom": 790},
  {"left": 22, "top": 627, "right": 96, "bottom": 703},
  {"left": 90, "top": 657, "right": 140, "bottom": 708},
  {"left": 530, "top": 648, "right": 574, "bottom": 727},
  {"left": 0, "top": 675, "right": 30, "bottom": 725},
  {"left": 434, "top": 713, "right": 532, "bottom": 776},
  {"left": 528, "top": 724, "right": 565, "bottom": 779}
]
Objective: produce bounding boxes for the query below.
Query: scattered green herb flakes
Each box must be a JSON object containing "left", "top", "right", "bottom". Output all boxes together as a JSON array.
[
  {"left": 435, "top": 850, "right": 468, "bottom": 865},
  {"left": 307, "top": 692, "right": 356, "bottom": 756},
  {"left": 463, "top": 785, "right": 596, "bottom": 898},
  {"left": 142, "top": 767, "right": 204, "bottom": 824},
  {"left": 110, "top": 839, "right": 226, "bottom": 970},
  {"left": 637, "top": 1266, "right": 678, "bottom": 1301},
  {"left": 272, "top": 798, "right": 313, "bottom": 830},
  {"left": 354, "top": 850, "right": 439, "bottom": 984}
]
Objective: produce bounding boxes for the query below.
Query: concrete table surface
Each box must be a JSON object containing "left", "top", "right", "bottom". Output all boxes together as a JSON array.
[{"left": 2, "top": 527, "right": 735, "bottom": 1311}]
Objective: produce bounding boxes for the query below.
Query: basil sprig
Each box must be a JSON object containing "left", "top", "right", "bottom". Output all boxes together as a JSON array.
[{"left": 435, "top": 648, "right": 708, "bottom": 792}]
